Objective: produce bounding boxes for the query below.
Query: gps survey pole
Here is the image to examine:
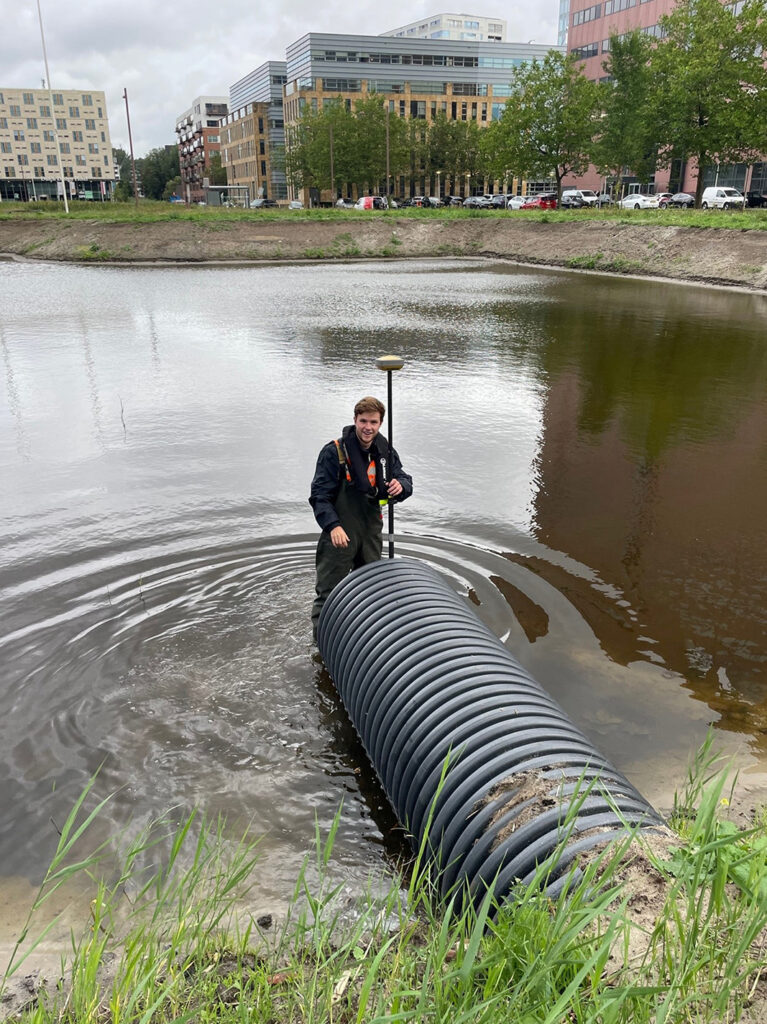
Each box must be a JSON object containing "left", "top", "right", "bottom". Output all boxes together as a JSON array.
[{"left": 376, "top": 354, "right": 405, "bottom": 558}]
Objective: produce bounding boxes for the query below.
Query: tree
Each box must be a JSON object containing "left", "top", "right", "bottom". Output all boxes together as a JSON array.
[
  {"left": 653, "top": 0, "right": 767, "bottom": 207},
  {"left": 596, "top": 30, "right": 657, "bottom": 192},
  {"left": 489, "top": 52, "right": 603, "bottom": 200},
  {"left": 162, "top": 175, "right": 182, "bottom": 200},
  {"left": 138, "top": 146, "right": 180, "bottom": 200}
]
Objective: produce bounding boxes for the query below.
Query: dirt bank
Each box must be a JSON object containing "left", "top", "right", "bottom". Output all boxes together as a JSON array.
[{"left": 2, "top": 215, "right": 767, "bottom": 289}]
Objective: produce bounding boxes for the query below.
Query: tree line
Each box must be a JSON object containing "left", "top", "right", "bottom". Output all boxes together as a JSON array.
[{"left": 286, "top": 0, "right": 767, "bottom": 207}]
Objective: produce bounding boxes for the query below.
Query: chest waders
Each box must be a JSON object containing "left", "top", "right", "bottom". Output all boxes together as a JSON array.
[{"left": 311, "top": 451, "right": 385, "bottom": 641}]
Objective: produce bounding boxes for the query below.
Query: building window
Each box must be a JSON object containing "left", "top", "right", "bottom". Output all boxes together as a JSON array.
[
  {"left": 39, "top": 104, "right": 50, "bottom": 117},
  {"left": 0, "top": 117, "right": 6, "bottom": 128},
  {"left": 104, "top": 155, "right": 109, "bottom": 165},
  {"left": 53, "top": 93, "right": 63, "bottom": 105},
  {"left": 27, "top": 117, "right": 37, "bottom": 129},
  {"left": 69, "top": 106, "right": 80, "bottom": 117},
  {"left": 56, "top": 117, "right": 67, "bottom": 130},
  {"left": 464, "top": 19, "right": 479, "bottom": 27},
  {"left": 35, "top": 166, "right": 45, "bottom": 176},
  {"left": 17, "top": 154, "right": 29, "bottom": 166},
  {"left": 91, "top": 167, "right": 101, "bottom": 177},
  {"left": 72, "top": 130, "right": 83, "bottom": 141},
  {"left": 97, "top": 107, "right": 103, "bottom": 117},
  {"left": 63, "top": 165, "right": 73, "bottom": 176},
  {"left": 571, "top": 42, "right": 599, "bottom": 59},
  {"left": 260, "top": 160, "right": 266, "bottom": 176},
  {"left": 43, "top": 130, "right": 54, "bottom": 141},
  {"left": 60, "top": 142, "right": 70, "bottom": 153},
  {"left": 88, "top": 143, "right": 99, "bottom": 154},
  {"left": 13, "top": 130, "right": 25, "bottom": 141},
  {"left": 82, "top": 94, "right": 93, "bottom": 105},
  {"left": 30, "top": 142, "right": 42, "bottom": 153},
  {"left": 85, "top": 118, "right": 95, "bottom": 130},
  {"left": 23, "top": 91, "right": 34, "bottom": 104},
  {"left": 101, "top": 131, "right": 105, "bottom": 141},
  {"left": 10, "top": 104, "right": 21, "bottom": 116},
  {"left": 604, "top": 0, "right": 635, "bottom": 12},
  {"left": 76, "top": 155, "right": 86, "bottom": 166},
  {"left": 259, "top": 139, "right": 265, "bottom": 154},
  {"left": 0, "top": 142, "right": 11, "bottom": 153},
  {"left": 4, "top": 167, "right": 11, "bottom": 177},
  {"left": 47, "top": 154, "right": 58, "bottom": 165},
  {"left": 573, "top": 3, "right": 601, "bottom": 25}
]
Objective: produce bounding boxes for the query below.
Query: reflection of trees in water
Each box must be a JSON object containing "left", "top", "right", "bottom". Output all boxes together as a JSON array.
[{"left": 485, "top": 276, "right": 767, "bottom": 737}]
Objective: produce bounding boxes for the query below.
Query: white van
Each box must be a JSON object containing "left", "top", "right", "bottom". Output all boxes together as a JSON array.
[
  {"left": 701, "top": 186, "right": 745, "bottom": 210},
  {"left": 562, "top": 188, "right": 599, "bottom": 207}
]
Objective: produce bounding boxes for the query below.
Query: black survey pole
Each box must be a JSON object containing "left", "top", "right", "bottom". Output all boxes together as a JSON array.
[{"left": 376, "top": 354, "right": 404, "bottom": 557}]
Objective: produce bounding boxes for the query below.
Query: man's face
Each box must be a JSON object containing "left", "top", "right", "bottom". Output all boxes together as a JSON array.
[{"left": 354, "top": 410, "right": 382, "bottom": 449}]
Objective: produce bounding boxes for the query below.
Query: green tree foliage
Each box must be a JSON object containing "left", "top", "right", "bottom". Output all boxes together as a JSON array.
[
  {"left": 596, "top": 30, "right": 657, "bottom": 190},
  {"left": 653, "top": 0, "right": 767, "bottom": 206},
  {"left": 286, "top": 97, "right": 408, "bottom": 198},
  {"left": 162, "top": 175, "right": 183, "bottom": 201},
  {"left": 487, "top": 52, "right": 602, "bottom": 199},
  {"left": 138, "top": 146, "right": 181, "bottom": 201}
]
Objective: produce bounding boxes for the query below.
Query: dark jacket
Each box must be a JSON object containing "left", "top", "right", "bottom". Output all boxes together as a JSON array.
[{"left": 309, "top": 424, "right": 413, "bottom": 532}]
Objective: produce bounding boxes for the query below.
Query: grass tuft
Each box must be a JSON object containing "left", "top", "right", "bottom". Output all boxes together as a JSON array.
[{"left": 4, "top": 742, "right": 767, "bottom": 1024}]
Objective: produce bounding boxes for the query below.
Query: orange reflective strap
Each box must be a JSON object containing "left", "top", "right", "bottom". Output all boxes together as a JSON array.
[
  {"left": 366, "top": 457, "right": 376, "bottom": 489},
  {"left": 333, "top": 439, "right": 352, "bottom": 483}
]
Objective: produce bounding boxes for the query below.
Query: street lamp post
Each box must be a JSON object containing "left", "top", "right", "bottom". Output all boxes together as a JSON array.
[{"left": 375, "top": 354, "right": 405, "bottom": 558}]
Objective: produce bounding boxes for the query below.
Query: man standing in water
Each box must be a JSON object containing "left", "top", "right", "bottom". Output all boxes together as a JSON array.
[{"left": 309, "top": 396, "right": 413, "bottom": 640}]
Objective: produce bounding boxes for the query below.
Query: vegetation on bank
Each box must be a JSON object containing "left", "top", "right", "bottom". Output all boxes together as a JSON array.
[
  {"left": 3, "top": 742, "right": 767, "bottom": 1024},
  {"left": 1, "top": 199, "right": 767, "bottom": 232}
]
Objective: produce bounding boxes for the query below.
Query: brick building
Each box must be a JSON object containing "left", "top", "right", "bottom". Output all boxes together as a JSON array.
[{"left": 175, "top": 96, "right": 228, "bottom": 204}]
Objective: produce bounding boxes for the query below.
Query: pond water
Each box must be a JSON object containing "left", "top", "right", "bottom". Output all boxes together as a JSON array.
[{"left": 1, "top": 257, "right": 767, "bottom": 928}]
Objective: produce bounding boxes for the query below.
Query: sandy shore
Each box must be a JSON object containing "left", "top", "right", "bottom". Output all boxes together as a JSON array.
[{"left": 1, "top": 215, "right": 767, "bottom": 290}]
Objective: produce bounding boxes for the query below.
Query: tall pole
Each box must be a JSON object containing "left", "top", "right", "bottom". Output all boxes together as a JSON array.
[
  {"left": 123, "top": 88, "right": 140, "bottom": 209},
  {"left": 376, "top": 354, "right": 405, "bottom": 558},
  {"left": 35, "top": 0, "right": 68, "bottom": 212}
]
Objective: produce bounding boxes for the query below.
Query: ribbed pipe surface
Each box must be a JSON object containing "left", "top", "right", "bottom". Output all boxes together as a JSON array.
[{"left": 318, "top": 557, "right": 664, "bottom": 904}]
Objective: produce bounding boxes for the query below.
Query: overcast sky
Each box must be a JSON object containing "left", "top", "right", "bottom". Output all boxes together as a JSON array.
[{"left": 2, "top": 1, "right": 560, "bottom": 155}]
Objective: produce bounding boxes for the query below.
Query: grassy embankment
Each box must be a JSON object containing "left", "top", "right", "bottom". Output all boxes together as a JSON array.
[
  {"left": 1, "top": 198, "right": 767, "bottom": 230},
  {"left": 3, "top": 740, "right": 767, "bottom": 1024}
]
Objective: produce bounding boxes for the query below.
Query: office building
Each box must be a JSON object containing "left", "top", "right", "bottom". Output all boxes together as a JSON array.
[
  {"left": 381, "top": 12, "right": 507, "bottom": 41},
  {"left": 283, "top": 33, "right": 562, "bottom": 202},
  {"left": 566, "top": 0, "right": 767, "bottom": 195},
  {"left": 175, "top": 95, "right": 228, "bottom": 204},
  {"left": 0, "top": 87, "right": 115, "bottom": 201},
  {"left": 220, "top": 62, "right": 288, "bottom": 201}
]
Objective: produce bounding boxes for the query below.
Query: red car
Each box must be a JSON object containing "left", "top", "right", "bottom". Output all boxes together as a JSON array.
[{"left": 520, "top": 193, "right": 558, "bottom": 210}]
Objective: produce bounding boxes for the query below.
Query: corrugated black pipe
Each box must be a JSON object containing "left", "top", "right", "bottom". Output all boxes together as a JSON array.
[{"left": 317, "top": 557, "right": 665, "bottom": 905}]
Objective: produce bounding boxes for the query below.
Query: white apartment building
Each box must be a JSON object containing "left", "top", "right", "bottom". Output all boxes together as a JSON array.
[
  {"left": 0, "top": 87, "right": 115, "bottom": 201},
  {"left": 381, "top": 12, "right": 507, "bottom": 41}
]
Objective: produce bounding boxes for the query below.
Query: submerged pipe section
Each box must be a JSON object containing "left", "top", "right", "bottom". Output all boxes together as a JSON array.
[{"left": 317, "top": 557, "right": 664, "bottom": 905}]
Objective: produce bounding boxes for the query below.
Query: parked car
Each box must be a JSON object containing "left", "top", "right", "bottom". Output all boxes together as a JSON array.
[
  {"left": 597, "top": 193, "right": 614, "bottom": 205},
  {"left": 520, "top": 193, "right": 557, "bottom": 210},
  {"left": 562, "top": 188, "right": 599, "bottom": 207},
  {"left": 617, "top": 193, "right": 659, "bottom": 209},
  {"left": 666, "top": 192, "right": 695, "bottom": 208},
  {"left": 747, "top": 191, "right": 767, "bottom": 208},
  {"left": 559, "top": 193, "right": 585, "bottom": 208},
  {"left": 490, "top": 194, "right": 509, "bottom": 208},
  {"left": 288, "top": 199, "right": 304, "bottom": 210},
  {"left": 354, "top": 195, "right": 387, "bottom": 209},
  {"left": 250, "top": 198, "right": 277, "bottom": 208},
  {"left": 701, "top": 186, "right": 745, "bottom": 209},
  {"left": 507, "top": 195, "right": 531, "bottom": 209},
  {"left": 655, "top": 193, "right": 673, "bottom": 207},
  {"left": 463, "top": 195, "right": 485, "bottom": 208},
  {"left": 335, "top": 197, "right": 355, "bottom": 208},
  {"left": 443, "top": 195, "right": 463, "bottom": 207}
]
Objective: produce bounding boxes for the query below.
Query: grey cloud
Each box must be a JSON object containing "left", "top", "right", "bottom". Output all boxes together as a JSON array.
[{"left": 2, "top": 0, "right": 560, "bottom": 155}]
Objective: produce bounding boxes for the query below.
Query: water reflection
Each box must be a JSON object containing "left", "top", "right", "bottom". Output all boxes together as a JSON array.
[{"left": 0, "top": 258, "right": 766, "bottom": 929}]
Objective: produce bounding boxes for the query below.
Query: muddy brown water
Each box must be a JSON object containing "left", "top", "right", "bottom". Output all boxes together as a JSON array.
[{"left": 1, "top": 257, "right": 766, "bottom": 948}]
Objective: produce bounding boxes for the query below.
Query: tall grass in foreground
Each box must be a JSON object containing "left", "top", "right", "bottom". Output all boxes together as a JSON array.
[{"left": 4, "top": 746, "right": 767, "bottom": 1024}]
